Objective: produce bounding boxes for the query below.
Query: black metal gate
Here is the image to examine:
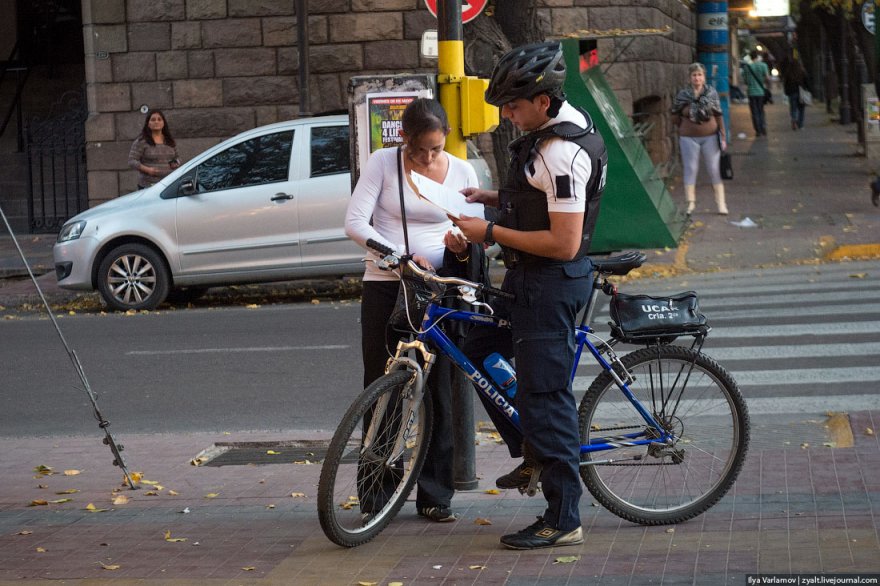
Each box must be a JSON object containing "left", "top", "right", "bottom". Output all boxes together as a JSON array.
[{"left": 26, "top": 90, "right": 87, "bottom": 233}]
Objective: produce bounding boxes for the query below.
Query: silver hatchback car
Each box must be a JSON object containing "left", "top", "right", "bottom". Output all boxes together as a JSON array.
[{"left": 54, "top": 115, "right": 364, "bottom": 311}]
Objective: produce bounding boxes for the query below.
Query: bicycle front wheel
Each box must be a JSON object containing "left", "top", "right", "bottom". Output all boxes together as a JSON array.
[
  {"left": 317, "top": 369, "right": 432, "bottom": 547},
  {"left": 579, "top": 345, "right": 749, "bottom": 525}
]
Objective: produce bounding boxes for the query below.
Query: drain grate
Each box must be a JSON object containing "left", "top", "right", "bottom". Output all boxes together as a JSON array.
[{"left": 192, "top": 440, "right": 341, "bottom": 467}]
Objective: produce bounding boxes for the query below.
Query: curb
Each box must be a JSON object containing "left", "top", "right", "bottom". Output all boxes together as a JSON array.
[{"left": 825, "top": 243, "right": 880, "bottom": 261}]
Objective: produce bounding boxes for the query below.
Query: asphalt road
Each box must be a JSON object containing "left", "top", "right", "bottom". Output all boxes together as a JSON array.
[
  {"left": 2, "top": 259, "right": 879, "bottom": 444},
  {"left": 1, "top": 300, "right": 364, "bottom": 436}
]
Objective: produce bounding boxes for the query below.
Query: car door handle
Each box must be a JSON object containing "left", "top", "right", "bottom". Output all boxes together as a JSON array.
[{"left": 271, "top": 193, "right": 294, "bottom": 202}]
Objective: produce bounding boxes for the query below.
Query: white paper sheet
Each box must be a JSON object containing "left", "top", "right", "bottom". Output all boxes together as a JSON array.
[{"left": 409, "top": 171, "right": 485, "bottom": 220}]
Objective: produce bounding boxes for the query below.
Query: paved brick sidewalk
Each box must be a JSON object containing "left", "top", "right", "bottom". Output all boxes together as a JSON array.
[{"left": 1, "top": 411, "right": 878, "bottom": 585}]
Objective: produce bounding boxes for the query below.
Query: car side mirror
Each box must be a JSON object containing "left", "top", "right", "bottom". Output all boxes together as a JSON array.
[{"left": 179, "top": 179, "right": 196, "bottom": 196}]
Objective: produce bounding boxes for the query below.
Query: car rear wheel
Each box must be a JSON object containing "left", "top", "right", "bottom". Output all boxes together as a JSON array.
[{"left": 97, "top": 243, "right": 170, "bottom": 311}]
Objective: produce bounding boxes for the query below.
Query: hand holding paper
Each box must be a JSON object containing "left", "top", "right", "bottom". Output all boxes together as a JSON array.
[{"left": 409, "top": 171, "right": 485, "bottom": 220}]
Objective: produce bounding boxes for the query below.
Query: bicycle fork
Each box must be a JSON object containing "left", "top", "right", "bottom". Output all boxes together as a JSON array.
[{"left": 361, "top": 340, "right": 437, "bottom": 469}]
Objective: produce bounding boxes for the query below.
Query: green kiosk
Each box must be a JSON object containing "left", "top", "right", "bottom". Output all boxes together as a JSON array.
[{"left": 559, "top": 39, "right": 688, "bottom": 253}]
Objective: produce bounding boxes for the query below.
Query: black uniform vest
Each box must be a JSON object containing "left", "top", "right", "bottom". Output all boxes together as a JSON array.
[{"left": 496, "top": 106, "right": 607, "bottom": 267}]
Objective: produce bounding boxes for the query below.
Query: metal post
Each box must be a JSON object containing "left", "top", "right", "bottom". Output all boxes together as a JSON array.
[
  {"left": 437, "top": 0, "right": 477, "bottom": 490},
  {"left": 697, "top": 1, "right": 730, "bottom": 137},
  {"left": 296, "top": 0, "right": 311, "bottom": 117},
  {"left": 840, "top": 8, "right": 852, "bottom": 124},
  {"left": 437, "top": 0, "right": 466, "bottom": 159}
]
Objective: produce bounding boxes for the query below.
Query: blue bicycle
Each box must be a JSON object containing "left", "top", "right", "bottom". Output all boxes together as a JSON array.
[{"left": 317, "top": 240, "right": 749, "bottom": 547}]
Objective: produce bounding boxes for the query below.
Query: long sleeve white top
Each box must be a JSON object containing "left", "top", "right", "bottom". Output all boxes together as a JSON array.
[{"left": 345, "top": 147, "right": 480, "bottom": 282}]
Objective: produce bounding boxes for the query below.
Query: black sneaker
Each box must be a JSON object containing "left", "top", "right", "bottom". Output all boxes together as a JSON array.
[
  {"left": 495, "top": 461, "right": 534, "bottom": 489},
  {"left": 500, "top": 516, "right": 584, "bottom": 550},
  {"left": 417, "top": 505, "right": 457, "bottom": 523}
]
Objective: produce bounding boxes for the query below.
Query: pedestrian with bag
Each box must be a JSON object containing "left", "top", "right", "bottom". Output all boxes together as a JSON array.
[
  {"left": 671, "top": 62, "right": 728, "bottom": 215},
  {"left": 452, "top": 41, "right": 607, "bottom": 550},
  {"left": 743, "top": 50, "right": 771, "bottom": 137},
  {"left": 344, "top": 98, "right": 481, "bottom": 524},
  {"left": 782, "top": 54, "right": 809, "bottom": 131}
]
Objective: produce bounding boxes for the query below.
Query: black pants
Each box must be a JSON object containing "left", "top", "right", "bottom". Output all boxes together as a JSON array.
[{"left": 361, "top": 280, "right": 454, "bottom": 509}]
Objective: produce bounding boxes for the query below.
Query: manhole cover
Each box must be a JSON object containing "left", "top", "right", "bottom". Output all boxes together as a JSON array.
[{"left": 192, "top": 440, "right": 348, "bottom": 467}]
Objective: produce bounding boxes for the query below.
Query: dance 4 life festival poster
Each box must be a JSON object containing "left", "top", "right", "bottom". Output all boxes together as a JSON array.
[{"left": 366, "top": 93, "right": 419, "bottom": 153}]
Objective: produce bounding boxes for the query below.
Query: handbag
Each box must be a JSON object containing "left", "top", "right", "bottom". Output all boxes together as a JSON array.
[
  {"left": 798, "top": 86, "right": 812, "bottom": 106},
  {"left": 717, "top": 132, "right": 733, "bottom": 180},
  {"left": 609, "top": 291, "right": 709, "bottom": 343}
]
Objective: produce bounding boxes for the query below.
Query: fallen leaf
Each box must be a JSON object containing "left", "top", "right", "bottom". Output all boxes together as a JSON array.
[
  {"left": 266, "top": 450, "right": 281, "bottom": 455},
  {"left": 113, "top": 495, "right": 129, "bottom": 505},
  {"left": 242, "top": 566, "right": 256, "bottom": 571},
  {"left": 63, "top": 469, "right": 81, "bottom": 476},
  {"left": 85, "top": 503, "right": 109, "bottom": 512},
  {"left": 245, "top": 304, "right": 260, "bottom": 309},
  {"left": 164, "top": 530, "right": 187, "bottom": 543},
  {"left": 33, "top": 465, "right": 54, "bottom": 475},
  {"left": 474, "top": 518, "right": 492, "bottom": 525},
  {"left": 141, "top": 479, "right": 160, "bottom": 486},
  {"left": 469, "top": 564, "right": 486, "bottom": 570},
  {"left": 204, "top": 493, "right": 219, "bottom": 499},
  {"left": 145, "top": 491, "right": 159, "bottom": 496},
  {"left": 666, "top": 527, "right": 675, "bottom": 533},
  {"left": 266, "top": 504, "right": 275, "bottom": 509},
  {"left": 357, "top": 582, "right": 379, "bottom": 586},
  {"left": 168, "top": 490, "right": 179, "bottom": 496},
  {"left": 17, "top": 530, "right": 33, "bottom": 535},
  {"left": 866, "top": 428, "right": 874, "bottom": 436},
  {"left": 48, "top": 498, "right": 72, "bottom": 504},
  {"left": 293, "top": 459, "right": 313, "bottom": 465},
  {"left": 849, "top": 273, "right": 867, "bottom": 279},
  {"left": 310, "top": 299, "right": 320, "bottom": 304},
  {"left": 290, "top": 492, "right": 306, "bottom": 498},
  {"left": 128, "top": 472, "right": 143, "bottom": 484},
  {"left": 553, "top": 555, "right": 580, "bottom": 564},
  {"left": 180, "top": 507, "right": 190, "bottom": 514},
  {"left": 55, "top": 489, "right": 79, "bottom": 495},
  {"left": 484, "top": 489, "right": 500, "bottom": 495},
  {"left": 37, "top": 484, "right": 48, "bottom": 489},
  {"left": 36, "top": 547, "right": 47, "bottom": 553},
  {"left": 29, "top": 500, "right": 49, "bottom": 507},
  {"left": 99, "top": 562, "right": 120, "bottom": 570}
]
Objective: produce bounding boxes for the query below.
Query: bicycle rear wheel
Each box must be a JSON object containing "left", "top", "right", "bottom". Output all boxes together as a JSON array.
[
  {"left": 317, "top": 369, "right": 432, "bottom": 547},
  {"left": 578, "top": 345, "right": 749, "bottom": 525}
]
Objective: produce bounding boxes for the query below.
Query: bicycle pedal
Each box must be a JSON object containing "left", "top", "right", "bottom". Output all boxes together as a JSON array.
[{"left": 517, "top": 464, "right": 542, "bottom": 497}]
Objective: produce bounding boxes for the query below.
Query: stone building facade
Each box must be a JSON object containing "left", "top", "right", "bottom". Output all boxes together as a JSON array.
[{"left": 82, "top": 0, "right": 697, "bottom": 206}]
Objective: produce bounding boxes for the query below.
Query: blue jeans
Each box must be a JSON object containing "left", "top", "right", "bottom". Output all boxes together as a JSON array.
[
  {"left": 787, "top": 93, "right": 805, "bottom": 129},
  {"left": 748, "top": 96, "right": 766, "bottom": 134}
]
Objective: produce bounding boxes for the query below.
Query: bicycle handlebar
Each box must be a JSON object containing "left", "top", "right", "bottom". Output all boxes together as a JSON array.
[{"left": 365, "top": 238, "right": 515, "bottom": 301}]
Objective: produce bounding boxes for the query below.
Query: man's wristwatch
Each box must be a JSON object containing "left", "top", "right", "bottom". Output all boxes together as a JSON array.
[{"left": 484, "top": 221, "right": 495, "bottom": 245}]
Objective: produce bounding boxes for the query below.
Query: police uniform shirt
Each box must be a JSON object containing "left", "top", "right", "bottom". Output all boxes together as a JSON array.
[{"left": 523, "top": 101, "right": 593, "bottom": 214}]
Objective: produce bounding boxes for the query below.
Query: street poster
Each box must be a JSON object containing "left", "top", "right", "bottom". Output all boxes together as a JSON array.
[{"left": 366, "top": 93, "right": 420, "bottom": 153}]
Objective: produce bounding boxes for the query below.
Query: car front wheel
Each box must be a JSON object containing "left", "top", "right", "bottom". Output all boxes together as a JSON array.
[{"left": 97, "top": 243, "right": 170, "bottom": 311}]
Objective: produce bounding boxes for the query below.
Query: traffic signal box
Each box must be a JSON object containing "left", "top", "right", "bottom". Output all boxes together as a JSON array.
[{"left": 560, "top": 38, "right": 687, "bottom": 253}]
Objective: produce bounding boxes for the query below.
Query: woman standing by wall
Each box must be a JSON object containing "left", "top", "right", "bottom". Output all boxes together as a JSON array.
[{"left": 128, "top": 110, "right": 180, "bottom": 190}]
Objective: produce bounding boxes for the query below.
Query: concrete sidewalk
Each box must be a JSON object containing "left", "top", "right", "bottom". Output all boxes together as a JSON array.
[{"left": 0, "top": 415, "right": 879, "bottom": 584}]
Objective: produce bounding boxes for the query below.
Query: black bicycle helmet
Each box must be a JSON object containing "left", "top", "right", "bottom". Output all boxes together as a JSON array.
[{"left": 484, "top": 41, "right": 566, "bottom": 107}]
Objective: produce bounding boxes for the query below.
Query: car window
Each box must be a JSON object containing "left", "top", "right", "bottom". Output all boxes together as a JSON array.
[
  {"left": 196, "top": 130, "right": 294, "bottom": 192},
  {"left": 311, "top": 125, "right": 350, "bottom": 177}
]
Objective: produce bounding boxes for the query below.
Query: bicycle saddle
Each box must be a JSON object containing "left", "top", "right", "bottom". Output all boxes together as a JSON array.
[{"left": 590, "top": 251, "right": 646, "bottom": 276}]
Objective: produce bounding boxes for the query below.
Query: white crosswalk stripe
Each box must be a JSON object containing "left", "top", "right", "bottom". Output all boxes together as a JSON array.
[{"left": 574, "top": 261, "right": 880, "bottom": 414}]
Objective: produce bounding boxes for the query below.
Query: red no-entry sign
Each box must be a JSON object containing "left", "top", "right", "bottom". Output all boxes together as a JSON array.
[{"left": 424, "top": 0, "right": 488, "bottom": 24}]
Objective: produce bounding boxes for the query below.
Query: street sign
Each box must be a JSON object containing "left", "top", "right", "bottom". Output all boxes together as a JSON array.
[{"left": 424, "top": 0, "right": 488, "bottom": 24}]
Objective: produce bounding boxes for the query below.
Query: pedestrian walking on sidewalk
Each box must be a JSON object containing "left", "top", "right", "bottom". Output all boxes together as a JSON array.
[
  {"left": 344, "top": 98, "right": 480, "bottom": 524},
  {"left": 671, "top": 62, "right": 728, "bottom": 215},
  {"left": 782, "top": 54, "right": 808, "bottom": 131},
  {"left": 128, "top": 110, "right": 180, "bottom": 190},
  {"left": 743, "top": 50, "right": 771, "bottom": 137},
  {"left": 452, "top": 41, "right": 607, "bottom": 550}
]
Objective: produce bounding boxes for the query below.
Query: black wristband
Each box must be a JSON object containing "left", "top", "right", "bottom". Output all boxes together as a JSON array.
[{"left": 484, "top": 221, "right": 495, "bottom": 245}]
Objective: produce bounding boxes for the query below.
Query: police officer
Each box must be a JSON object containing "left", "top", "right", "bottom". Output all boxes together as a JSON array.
[{"left": 452, "top": 41, "right": 607, "bottom": 550}]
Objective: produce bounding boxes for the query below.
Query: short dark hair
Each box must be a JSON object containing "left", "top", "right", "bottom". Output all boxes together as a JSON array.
[
  {"left": 401, "top": 98, "right": 450, "bottom": 141},
  {"left": 749, "top": 50, "right": 759, "bottom": 61}
]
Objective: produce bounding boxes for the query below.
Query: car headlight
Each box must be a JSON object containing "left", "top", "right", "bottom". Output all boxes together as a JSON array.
[{"left": 57, "top": 221, "right": 87, "bottom": 243}]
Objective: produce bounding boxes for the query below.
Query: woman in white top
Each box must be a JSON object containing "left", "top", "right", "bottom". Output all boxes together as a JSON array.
[{"left": 345, "top": 98, "right": 479, "bottom": 523}]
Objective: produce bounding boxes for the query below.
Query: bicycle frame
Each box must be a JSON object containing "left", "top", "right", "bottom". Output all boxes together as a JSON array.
[{"left": 388, "top": 295, "right": 674, "bottom": 461}]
